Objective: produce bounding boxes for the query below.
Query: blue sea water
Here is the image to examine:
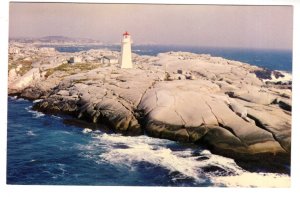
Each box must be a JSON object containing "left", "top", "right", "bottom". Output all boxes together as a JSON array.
[
  {"left": 7, "top": 45, "right": 292, "bottom": 186},
  {"left": 6, "top": 97, "right": 225, "bottom": 186},
  {"left": 6, "top": 98, "right": 290, "bottom": 187},
  {"left": 49, "top": 44, "right": 292, "bottom": 72}
]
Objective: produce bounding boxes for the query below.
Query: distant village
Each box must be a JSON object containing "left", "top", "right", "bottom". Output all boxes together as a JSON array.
[
  {"left": 9, "top": 32, "right": 134, "bottom": 70},
  {"left": 9, "top": 42, "right": 117, "bottom": 63}
]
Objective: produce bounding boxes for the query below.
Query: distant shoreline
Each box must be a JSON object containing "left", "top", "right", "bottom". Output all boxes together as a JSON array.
[{"left": 32, "top": 43, "right": 293, "bottom": 72}]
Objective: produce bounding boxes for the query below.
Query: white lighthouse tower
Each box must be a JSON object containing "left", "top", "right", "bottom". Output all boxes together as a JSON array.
[{"left": 119, "top": 31, "right": 133, "bottom": 69}]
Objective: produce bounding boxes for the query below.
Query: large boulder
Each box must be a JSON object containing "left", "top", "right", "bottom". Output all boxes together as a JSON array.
[
  {"left": 33, "top": 66, "right": 165, "bottom": 136},
  {"left": 9, "top": 68, "right": 45, "bottom": 93},
  {"left": 138, "top": 80, "right": 286, "bottom": 157},
  {"left": 227, "top": 85, "right": 277, "bottom": 105},
  {"left": 235, "top": 99, "right": 291, "bottom": 152}
]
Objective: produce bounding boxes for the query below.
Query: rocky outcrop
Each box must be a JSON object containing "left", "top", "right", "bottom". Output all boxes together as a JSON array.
[
  {"left": 9, "top": 68, "right": 46, "bottom": 94},
  {"left": 32, "top": 66, "right": 165, "bottom": 136},
  {"left": 8, "top": 45, "right": 292, "bottom": 170},
  {"left": 138, "top": 80, "right": 285, "bottom": 156}
]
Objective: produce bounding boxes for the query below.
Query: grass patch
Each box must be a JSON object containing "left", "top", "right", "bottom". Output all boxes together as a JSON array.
[
  {"left": 45, "top": 63, "right": 101, "bottom": 78},
  {"left": 8, "top": 63, "right": 17, "bottom": 70},
  {"left": 18, "top": 64, "right": 32, "bottom": 76},
  {"left": 8, "top": 59, "right": 33, "bottom": 76}
]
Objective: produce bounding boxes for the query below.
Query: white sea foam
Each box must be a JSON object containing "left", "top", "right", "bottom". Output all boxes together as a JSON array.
[
  {"left": 25, "top": 106, "right": 32, "bottom": 111},
  {"left": 263, "top": 70, "right": 292, "bottom": 83},
  {"left": 16, "top": 97, "right": 25, "bottom": 102},
  {"left": 57, "top": 163, "right": 66, "bottom": 176},
  {"left": 95, "top": 133, "right": 174, "bottom": 147},
  {"left": 33, "top": 99, "right": 44, "bottom": 103},
  {"left": 26, "top": 130, "right": 36, "bottom": 136},
  {"left": 51, "top": 115, "right": 62, "bottom": 119},
  {"left": 25, "top": 106, "right": 45, "bottom": 118},
  {"left": 44, "top": 163, "right": 67, "bottom": 179},
  {"left": 76, "top": 144, "right": 96, "bottom": 151},
  {"left": 60, "top": 131, "right": 72, "bottom": 135},
  {"left": 86, "top": 133, "right": 291, "bottom": 187},
  {"left": 100, "top": 141, "right": 206, "bottom": 183},
  {"left": 82, "top": 128, "right": 93, "bottom": 134},
  {"left": 31, "top": 111, "right": 45, "bottom": 118}
]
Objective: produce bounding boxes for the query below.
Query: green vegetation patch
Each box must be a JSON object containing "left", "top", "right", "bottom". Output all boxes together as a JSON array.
[
  {"left": 8, "top": 63, "right": 17, "bottom": 71},
  {"left": 8, "top": 58, "right": 33, "bottom": 76},
  {"left": 18, "top": 63, "right": 33, "bottom": 76},
  {"left": 45, "top": 63, "right": 101, "bottom": 78}
]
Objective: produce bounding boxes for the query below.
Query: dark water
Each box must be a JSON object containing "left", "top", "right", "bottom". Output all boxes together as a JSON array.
[
  {"left": 43, "top": 44, "right": 292, "bottom": 72},
  {"left": 7, "top": 98, "right": 289, "bottom": 186}
]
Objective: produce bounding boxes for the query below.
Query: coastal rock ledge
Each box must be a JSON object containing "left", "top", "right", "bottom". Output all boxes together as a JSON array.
[{"left": 8, "top": 47, "right": 291, "bottom": 171}]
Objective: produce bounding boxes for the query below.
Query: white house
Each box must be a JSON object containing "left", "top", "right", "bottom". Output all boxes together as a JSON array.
[
  {"left": 101, "top": 55, "right": 118, "bottom": 64},
  {"left": 68, "top": 56, "right": 83, "bottom": 64}
]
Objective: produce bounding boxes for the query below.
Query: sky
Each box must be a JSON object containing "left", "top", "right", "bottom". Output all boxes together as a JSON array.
[{"left": 9, "top": 3, "right": 293, "bottom": 50}]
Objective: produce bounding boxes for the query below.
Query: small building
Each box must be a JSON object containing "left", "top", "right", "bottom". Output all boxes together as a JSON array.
[
  {"left": 68, "top": 56, "right": 82, "bottom": 64},
  {"left": 101, "top": 55, "right": 118, "bottom": 64}
]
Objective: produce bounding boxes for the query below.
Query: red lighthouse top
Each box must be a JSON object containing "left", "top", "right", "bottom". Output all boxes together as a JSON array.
[{"left": 123, "top": 31, "right": 130, "bottom": 36}]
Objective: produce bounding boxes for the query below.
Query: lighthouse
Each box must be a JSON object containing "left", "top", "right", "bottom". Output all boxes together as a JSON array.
[{"left": 119, "top": 31, "right": 133, "bottom": 69}]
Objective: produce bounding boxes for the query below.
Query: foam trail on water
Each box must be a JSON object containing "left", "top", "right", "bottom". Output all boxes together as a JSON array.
[
  {"left": 51, "top": 115, "right": 62, "bottom": 119},
  {"left": 25, "top": 106, "right": 45, "bottom": 118},
  {"left": 96, "top": 133, "right": 204, "bottom": 180},
  {"left": 26, "top": 130, "right": 36, "bottom": 136},
  {"left": 31, "top": 111, "right": 45, "bottom": 118},
  {"left": 80, "top": 131, "right": 290, "bottom": 187}
]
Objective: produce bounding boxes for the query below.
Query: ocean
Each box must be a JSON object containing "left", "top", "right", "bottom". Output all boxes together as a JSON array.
[
  {"left": 51, "top": 44, "right": 293, "bottom": 72},
  {"left": 7, "top": 45, "right": 292, "bottom": 186}
]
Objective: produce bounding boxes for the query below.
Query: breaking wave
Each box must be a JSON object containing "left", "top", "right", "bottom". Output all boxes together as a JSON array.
[
  {"left": 82, "top": 128, "right": 93, "bottom": 134},
  {"left": 25, "top": 106, "right": 45, "bottom": 118},
  {"left": 81, "top": 131, "right": 290, "bottom": 187},
  {"left": 263, "top": 70, "right": 292, "bottom": 83}
]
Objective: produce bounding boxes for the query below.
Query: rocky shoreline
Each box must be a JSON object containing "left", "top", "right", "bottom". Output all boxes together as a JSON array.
[{"left": 8, "top": 43, "right": 292, "bottom": 173}]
